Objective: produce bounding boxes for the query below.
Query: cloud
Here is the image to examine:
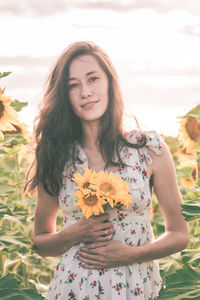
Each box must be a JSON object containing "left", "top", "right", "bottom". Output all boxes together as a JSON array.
[
  {"left": 0, "top": 56, "right": 55, "bottom": 102},
  {"left": 0, "top": 0, "right": 70, "bottom": 17},
  {"left": 76, "top": 0, "right": 200, "bottom": 16},
  {"left": 1, "top": 0, "right": 200, "bottom": 17},
  {"left": 180, "top": 24, "right": 200, "bottom": 37},
  {"left": 0, "top": 56, "right": 54, "bottom": 67}
]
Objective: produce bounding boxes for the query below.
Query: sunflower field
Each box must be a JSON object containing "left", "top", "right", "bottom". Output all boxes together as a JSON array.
[{"left": 0, "top": 72, "right": 200, "bottom": 299}]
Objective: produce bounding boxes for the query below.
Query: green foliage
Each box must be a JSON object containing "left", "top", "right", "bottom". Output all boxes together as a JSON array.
[
  {"left": 10, "top": 100, "right": 28, "bottom": 112},
  {"left": 0, "top": 137, "right": 59, "bottom": 298},
  {"left": 0, "top": 274, "right": 44, "bottom": 299},
  {"left": 159, "top": 265, "right": 200, "bottom": 299},
  {"left": 2, "top": 135, "right": 28, "bottom": 147},
  {"left": 0, "top": 72, "right": 11, "bottom": 79},
  {"left": 154, "top": 106, "right": 200, "bottom": 299},
  {"left": 181, "top": 190, "right": 200, "bottom": 231},
  {"left": 0, "top": 75, "right": 60, "bottom": 298}
]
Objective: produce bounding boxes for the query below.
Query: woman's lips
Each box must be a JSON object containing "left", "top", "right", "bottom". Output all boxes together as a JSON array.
[{"left": 81, "top": 100, "right": 99, "bottom": 109}]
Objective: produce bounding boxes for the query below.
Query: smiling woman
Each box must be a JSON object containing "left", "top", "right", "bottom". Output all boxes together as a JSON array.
[
  {"left": 68, "top": 55, "right": 109, "bottom": 123},
  {"left": 24, "top": 41, "right": 189, "bottom": 300}
]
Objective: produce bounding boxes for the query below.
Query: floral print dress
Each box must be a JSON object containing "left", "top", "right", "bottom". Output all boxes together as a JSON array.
[{"left": 46, "top": 130, "right": 162, "bottom": 300}]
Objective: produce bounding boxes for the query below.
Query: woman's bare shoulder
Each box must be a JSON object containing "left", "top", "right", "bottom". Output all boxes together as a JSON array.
[{"left": 150, "top": 139, "right": 175, "bottom": 176}]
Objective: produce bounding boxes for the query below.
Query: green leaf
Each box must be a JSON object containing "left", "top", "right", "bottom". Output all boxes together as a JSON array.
[
  {"left": 0, "top": 273, "right": 20, "bottom": 289},
  {"left": 0, "top": 214, "right": 23, "bottom": 225},
  {"left": 0, "top": 203, "right": 12, "bottom": 218},
  {"left": 2, "top": 135, "right": 28, "bottom": 147},
  {"left": 180, "top": 248, "right": 200, "bottom": 265},
  {"left": 10, "top": 100, "right": 28, "bottom": 112},
  {"left": 0, "top": 236, "right": 31, "bottom": 248},
  {"left": 0, "top": 288, "right": 44, "bottom": 299},
  {"left": 183, "top": 190, "right": 200, "bottom": 203},
  {"left": 159, "top": 265, "right": 200, "bottom": 299},
  {"left": 163, "top": 136, "right": 180, "bottom": 153},
  {"left": 0, "top": 72, "right": 11, "bottom": 79},
  {"left": 0, "top": 274, "right": 43, "bottom": 298},
  {"left": 0, "top": 149, "right": 7, "bottom": 154},
  {"left": 181, "top": 204, "right": 200, "bottom": 221},
  {"left": 13, "top": 203, "right": 29, "bottom": 214},
  {"left": 0, "top": 249, "right": 9, "bottom": 255},
  {"left": 0, "top": 183, "right": 15, "bottom": 195},
  {"left": 7, "top": 146, "right": 21, "bottom": 155},
  {"left": 176, "top": 166, "right": 194, "bottom": 180}
]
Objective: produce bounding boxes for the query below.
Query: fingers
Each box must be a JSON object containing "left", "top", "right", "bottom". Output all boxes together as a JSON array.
[
  {"left": 85, "top": 229, "right": 113, "bottom": 243},
  {"left": 101, "top": 228, "right": 113, "bottom": 240},
  {"left": 102, "top": 228, "right": 112, "bottom": 236},
  {"left": 93, "top": 227, "right": 113, "bottom": 241},
  {"left": 90, "top": 213, "right": 109, "bottom": 222},
  {"left": 94, "top": 221, "right": 113, "bottom": 234},
  {"left": 80, "top": 241, "right": 109, "bottom": 250},
  {"left": 79, "top": 213, "right": 113, "bottom": 243},
  {"left": 77, "top": 250, "right": 105, "bottom": 268},
  {"left": 99, "top": 221, "right": 113, "bottom": 230},
  {"left": 92, "top": 233, "right": 113, "bottom": 242}
]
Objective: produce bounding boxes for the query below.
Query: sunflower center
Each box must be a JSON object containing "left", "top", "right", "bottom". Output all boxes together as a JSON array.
[
  {"left": 185, "top": 117, "right": 200, "bottom": 141},
  {"left": 0, "top": 101, "right": 4, "bottom": 117},
  {"left": 192, "top": 167, "right": 197, "bottom": 181},
  {"left": 83, "top": 181, "right": 90, "bottom": 189},
  {"left": 84, "top": 194, "right": 98, "bottom": 207},
  {"left": 100, "top": 183, "right": 115, "bottom": 195}
]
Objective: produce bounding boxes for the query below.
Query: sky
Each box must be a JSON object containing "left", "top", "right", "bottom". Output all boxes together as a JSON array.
[{"left": 0, "top": 0, "right": 200, "bottom": 136}]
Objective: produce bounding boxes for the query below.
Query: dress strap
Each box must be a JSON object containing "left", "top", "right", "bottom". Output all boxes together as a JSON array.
[
  {"left": 139, "top": 130, "right": 162, "bottom": 164},
  {"left": 125, "top": 130, "right": 162, "bottom": 165}
]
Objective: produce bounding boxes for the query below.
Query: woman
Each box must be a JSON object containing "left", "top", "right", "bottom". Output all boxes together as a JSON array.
[{"left": 25, "top": 41, "right": 189, "bottom": 299}]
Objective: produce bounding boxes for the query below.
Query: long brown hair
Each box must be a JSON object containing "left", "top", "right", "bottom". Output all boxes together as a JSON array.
[{"left": 24, "top": 41, "right": 146, "bottom": 196}]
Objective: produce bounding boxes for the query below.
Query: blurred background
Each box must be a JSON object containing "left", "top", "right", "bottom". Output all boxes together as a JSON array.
[{"left": 0, "top": 0, "right": 200, "bottom": 136}]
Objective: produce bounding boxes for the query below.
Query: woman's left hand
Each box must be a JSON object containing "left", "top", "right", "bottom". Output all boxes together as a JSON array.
[{"left": 77, "top": 240, "right": 136, "bottom": 269}]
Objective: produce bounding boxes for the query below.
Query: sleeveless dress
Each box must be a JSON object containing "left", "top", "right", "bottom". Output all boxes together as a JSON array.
[{"left": 46, "top": 130, "right": 162, "bottom": 300}]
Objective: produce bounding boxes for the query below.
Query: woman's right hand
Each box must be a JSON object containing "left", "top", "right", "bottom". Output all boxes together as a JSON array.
[{"left": 74, "top": 213, "right": 113, "bottom": 244}]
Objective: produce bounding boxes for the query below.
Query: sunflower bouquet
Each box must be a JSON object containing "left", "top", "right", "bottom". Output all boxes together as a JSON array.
[{"left": 73, "top": 168, "right": 132, "bottom": 218}]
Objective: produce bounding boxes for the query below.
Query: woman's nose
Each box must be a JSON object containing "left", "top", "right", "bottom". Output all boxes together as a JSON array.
[{"left": 81, "top": 84, "right": 92, "bottom": 99}]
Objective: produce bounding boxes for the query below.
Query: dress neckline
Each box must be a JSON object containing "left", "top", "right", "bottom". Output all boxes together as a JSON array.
[{"left": 75, "top": 140, "right": 122, "bottom": 175}]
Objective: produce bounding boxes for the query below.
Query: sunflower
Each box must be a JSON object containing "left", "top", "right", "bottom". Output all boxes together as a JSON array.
[
  {"left": 74, "top": 189, "right": 105, "bottom": 219},
  {"left": 179, "top": 116, "right": 200, "bottom": 153},
  {"left": 93, "top": 171, "right": 132, "bottom": 208},
  {"left": 175, "top": 148, "right": 198, "bottom": 189},
  {"left": 0, "top": 88, "right": 19, "bottom": 136},
  {"left": 74, "top": 169, "right": 106, "bottom": 218},
  {"left": 2, "top": 122, "right": 31, "bottom": 140},
  {"left": 73, "top": 168, "right": 132, "bottom": 218},
  {"left": 73, "top": 168, "right": 97, "bottom": 196}
]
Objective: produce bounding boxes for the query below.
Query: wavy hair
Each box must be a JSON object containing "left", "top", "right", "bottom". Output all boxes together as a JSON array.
[{"left": 24, "top": 41, "right": 146, "bottom": 196}]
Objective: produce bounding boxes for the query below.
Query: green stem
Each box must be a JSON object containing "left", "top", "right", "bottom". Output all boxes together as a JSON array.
[
  {"left": 0, "top": 254, "right": 6, "bottom": 275},
  {"left": 22, "top": 263, "right": 29, "bottom": 288}
]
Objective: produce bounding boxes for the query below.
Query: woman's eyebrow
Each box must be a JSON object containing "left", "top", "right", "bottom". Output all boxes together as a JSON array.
[
  {"left": 68, "top": 71, "right": 100, "bottom": 81},
  {"left": 86, "top": 71, "right": 100, "bottom": 76}
]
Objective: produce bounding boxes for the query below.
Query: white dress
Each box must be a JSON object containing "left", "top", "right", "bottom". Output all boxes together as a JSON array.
[{"left": 46, "top": 130, "right": 162, "bottom": 300}]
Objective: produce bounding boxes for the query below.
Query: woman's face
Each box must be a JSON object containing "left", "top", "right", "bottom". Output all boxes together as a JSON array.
[{"left": 68, "top": 54, "right": 109, "bottom": 124}]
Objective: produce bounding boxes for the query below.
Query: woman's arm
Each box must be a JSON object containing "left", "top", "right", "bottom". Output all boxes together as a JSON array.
[
  {"left": 76, "top": 140, "right": 189, "bottom": 268},
  {"left": 33, "top": 185, "right": 113, "bottom": 258}
]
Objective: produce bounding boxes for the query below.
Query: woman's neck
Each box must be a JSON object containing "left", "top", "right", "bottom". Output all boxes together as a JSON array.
[{"left": 80, "top": 120, "right": 100, "bottom": 151}]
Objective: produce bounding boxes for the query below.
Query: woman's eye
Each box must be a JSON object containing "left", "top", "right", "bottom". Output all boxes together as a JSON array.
[
  {"left": 89, "top": 77, "right": 99, "bottom": 83},
  {"left": 68, "top": 82, "right": 79, "bottom": 89}
]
